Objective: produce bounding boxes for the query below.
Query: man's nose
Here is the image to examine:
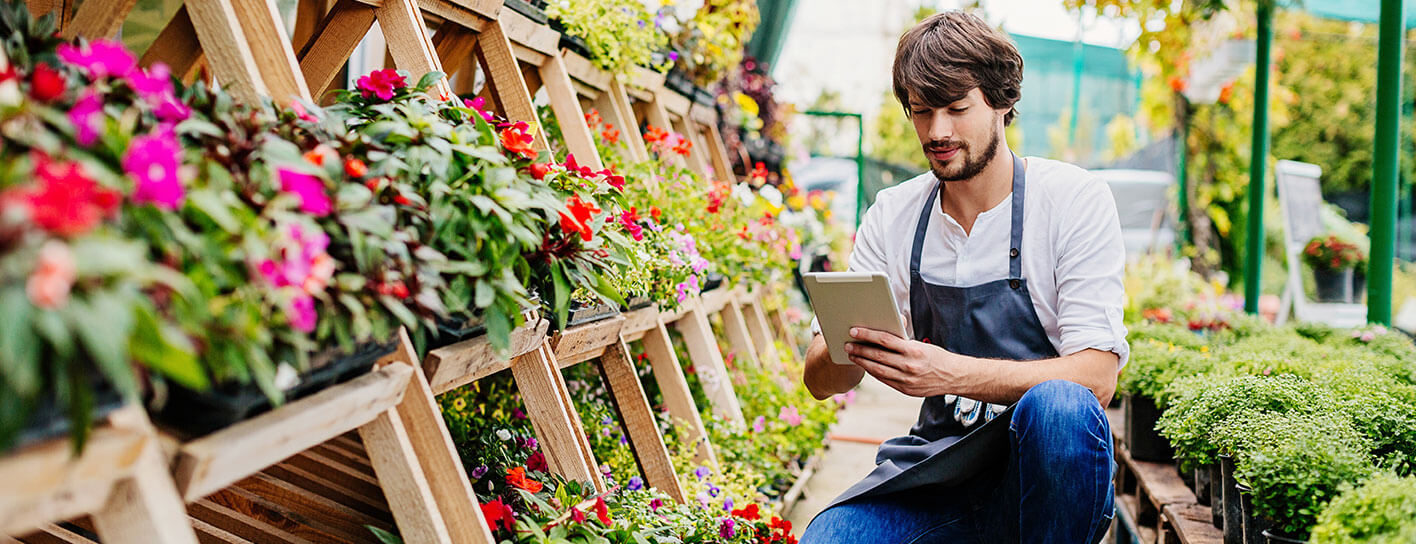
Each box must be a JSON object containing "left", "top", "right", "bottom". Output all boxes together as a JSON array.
[{"left": 927, "top": 110, "right": 954, "bottom": 143}]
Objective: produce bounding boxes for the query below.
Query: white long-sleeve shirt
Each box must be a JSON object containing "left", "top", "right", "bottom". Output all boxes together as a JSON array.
[{"left": 843, "top": 156, "right": 1130, "bottom": 368}]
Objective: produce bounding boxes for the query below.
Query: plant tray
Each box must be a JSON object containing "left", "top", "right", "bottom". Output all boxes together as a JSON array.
[
  {"left": 566, "top": 302, "right": 619, "bottom": 328},
  {"left": 623, "top": 295, "right": 653, "bottom": 311},
  {"left": 430, "top": 313, "right": 488, "bottom": 349},
  {"left": 665, "top": 67, "right": 696, "bottom": 99},
  {"left": 693, "top": 87, "right": 716, "bottom": 108},
  {"left": 10, "top": 382, "right": 124, "bottom": 452},
  {"left": 701, "top": 273, "right": 725, "bottom": 293},
  {"left": 548, "top": 18, "right": 593, "bottom": 60},
  {"left": 503, "top": 0, "right": 548, "bottom": 25},
  {"left": 154, "top": 340, "right": 396, "bottom": 436}
]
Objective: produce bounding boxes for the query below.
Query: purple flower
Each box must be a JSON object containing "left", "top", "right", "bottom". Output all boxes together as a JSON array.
[
  {"left": 278, "top": 168, "right": 332, "bottom": 216},
  {"left": 723, "top": 498, "right": 734, "bottom": 511},
  {"left": 693, "top": 466, "right": 711, "bottom": 481},
  {"left": 600, "top": 463, "right": 612, "bottom": 476},
  {"left": 69, "top": 91, "right": 105, "bottom": 146},
  {"left": 752, "top": 415, "right": 765, "bottom": 433},
  {"left": 512, "top": 408, "right": 527, "bottom": 419},
  {"left": 708, "top": 484, "right": 720, "bottom": 497},
  {"left": 601, "top": 416, "right": 614, "bottom": 426},
  {"left": 649, "top": 498, "right": 664, "bottom": 511},
  {"left": 718, "top": 518, "right": 736, "bottom": 539},
  {"left": 470, "top": 465, "right": 489, "bottom": 480},
  {"left": 627, "top": 476, "right": 643, "bottom": 491},
  {"left": 124, "top": 128, "right": 185, "bottom": 210},
  {"left": 57, "top": 40, "right": 135, "bottom": 80},
  {"left": 619, "top": 434, "right": 628, "bottom": 445},
  {"left": 525, "top": 437, "right": 538, "bottom": 450},
  {"left": 669, "top": 51, "right": 680, "bottom": 62}
]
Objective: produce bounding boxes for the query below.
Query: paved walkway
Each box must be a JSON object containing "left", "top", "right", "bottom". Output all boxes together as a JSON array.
[{"left": 787, "top": 375, "right": 922, "bottom": 535}]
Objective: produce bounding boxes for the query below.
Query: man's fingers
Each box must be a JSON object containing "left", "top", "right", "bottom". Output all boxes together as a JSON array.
[
  {"left": 845, "top": 342, "right": 905, "bottom": 369},
  {"left": 849, "top": 326, "right": 905, "bottom": 349}
]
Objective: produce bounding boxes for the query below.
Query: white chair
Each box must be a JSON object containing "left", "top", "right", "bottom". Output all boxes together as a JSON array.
[{"left": 1274, "top": 160, "right": 1367, "bottom": 327}]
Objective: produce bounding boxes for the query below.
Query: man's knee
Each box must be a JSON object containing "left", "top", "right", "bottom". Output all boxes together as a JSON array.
[{"left": 1012, "top": 379, "right": 1107, "bottom": 447}]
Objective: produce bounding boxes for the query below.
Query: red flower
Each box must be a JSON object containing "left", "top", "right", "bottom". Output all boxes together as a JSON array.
[
  {"left": 501, "top": 122, "right": 536, "bottom": 159},
  {"left": 570, "top": 506, "right": 586, "bottom": 523},
  {"left": 526, "top": 451, "right": 548, "bottom": 472},
  {"left": 643, "top": 125, "right": 668, "bottom": 144},
  {"left": 8, "top": 154, "right": 120, "bottom": 237},
  {"left": 29, "top": 63, "right": 65, "bottom": 102},
  {"left": 357, "top": 69, "right": 407, "bottom": 101},
  {"left": 671, "top": 135, "right": 692, "bottom": 156},
  {"left": 558, "top": 195, "right": 601, "bottom": 242},
  {"left": 731, "top": 503, "right": 761, "bottom": 520},
  {"left": 528, "top": 162, "right": 552, "bottom": 180},
  {"left": 1168, "top": 76, "right": 1188, "bottom": 93},
  {"left": 365, "top": 177, "right": 384, "bottom": 192},
  {"left": 584, "top": 109, "right": 602, "bottom": 128},
  {"left": 751, "top": 162, "right": 768, "bottom": 180},
  {"left": 601, "top": 125, "right": 620, "bottom": 145},
  {"left": 649, "top": 206, "right": 662, "bottom": 220},
  {"left": 505, "top": 466, "right": 544, "bottom": 493},
  {"left": 593, "top": 497, "right": 611, "bottom": 525},
  {"left": 737, "top": 225, "right": 750, "bottom": 240},
  {"left": 620, "top": 209, "right": 644, "bottom": 241},
  {"left": 769, "top": 516, "right": 791, "bottom": 532},
  {"left": 344, "top": 158, "right": 367, "bottom": 178},
  {"left": 480, "top": 499, "right": 516, "bottom": 532},
  {"left": 394, "top": 194, "right": 411, "bottom": 206}
]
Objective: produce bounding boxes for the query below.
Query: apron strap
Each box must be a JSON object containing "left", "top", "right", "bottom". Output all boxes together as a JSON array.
[
  {"left": 1009, "top": 152, "right": 1026, "bottom": 280},
  {"left": 909, "top": 180, "right": 940, "bottom": 279}
]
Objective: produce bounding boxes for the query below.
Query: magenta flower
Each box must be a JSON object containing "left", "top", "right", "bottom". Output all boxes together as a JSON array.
[
  {"left": 752, "top": 415, "right": 765, "bottom": 433},
  {"left": 69, "top": 91, "right": 104, "bottom": 146},
  {"left": 464, "top": 96, "right": 494, "bottom": 121},
  {"left": 128, "top": 63, "right": 173, "bottom": 103},
  {"left": 675, "top": 274, "right": 700, "bottom": 303},
  {"left": 57, "top": 40, "right": 136, "bottom": 80},
  {"left": 649, "top": 498, "right": 663, "bottom": 512},
  {"left": 356, "top": 69, "right": 406, "bottom": 101},
  {"left": 718, "top": 518, "right": 736, "bottom": 539},
  {"left": 778, "top": 405, "right": 803, "bottom": 426},
  {"left": 278, "top": 168, "right": 332, "bottom": 216},
  {"left": 124, "top": 129, "right": 185, "bottom": 210},
  {"left": 287, "top": 293, "right": 317, "bottom": 333},
  {"left": 256, "top": 224, "right": 334, "bottom": 295}
]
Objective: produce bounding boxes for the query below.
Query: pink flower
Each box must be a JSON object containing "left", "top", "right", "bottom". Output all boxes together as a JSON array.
[
  {"left": 290, "top": 100, "right": 317, "bottom": 122},
  {"left": 278, "top": 168, "right": 332, "bottom": 216},
  {"left": 256, "top": 224, "right": 334, "bottom": 295},
  {"left": 675, "top": 274, "right": 700, "bottom": 303},
  {"left": 464, "top": 96, "right": 494, "bottom": 121},
  {"left": 124, "top": 129, "right": 185, "bottom": 210},
  {"left": 356, "top": 69, "right": 406, "bottom": 101},
  {"left": 752, "top": 415, "right": 765, "bottom": 433},
  {"left": 57, "top": 40, "right": 136, "bottom": 80},
  {"left": 287, "top": 293, "right": 316, "bottom": 332},
  {"left": 69, "top": 91, "right": 104, "bottom": 146},
  {"left": 26, "top": 241, "right": 75, "bottom": 309},
  {"left": 127, "top": 63, "right": 173, "bottom": 104},
  {"left": 778, "top": 405, "right": 803, "bottom": 426}
]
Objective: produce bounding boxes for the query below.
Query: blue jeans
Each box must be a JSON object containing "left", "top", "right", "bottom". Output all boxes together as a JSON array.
[{"left": 802, "top": 380, "right": 1116, "bottom": 544}]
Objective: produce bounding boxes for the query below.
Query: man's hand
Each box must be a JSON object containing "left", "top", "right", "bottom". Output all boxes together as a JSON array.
[{"left": 844, "top": 327, "right": 972, "bottom": 397}]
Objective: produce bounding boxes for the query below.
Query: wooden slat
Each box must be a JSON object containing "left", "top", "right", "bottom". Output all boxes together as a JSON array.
[
  {"left": 231, "top": 473, "right": 391, "bottom": 536},
  {"left": 598, "top": 77, "right": 649, "bottom": 162},
  {"left": 640, "top": 318, "right": 718, "bottom": 467},
  {"left": 358, "top": 406, "right": 452, "bottom": 544},
  {"left": 672, "top": 300, "right": 745, "bottom": 423},
  {"left": 139, "top": 7, "right": 204, "bottom": 81},
  {"left": 640, "top": 95, "right": 685, "bottom": 168},
  {"left": 551, "top": 315, "right": 626, "bottom": 364},
  {"left": 1163, "top": 504, "right": 1223, "bottom": 544},
  {"left": 89, "top": 420, "right": 198, "bottom": 544},
  {"left": 769, "top": 306, "right": 801, "bottom": 356},
  {"left": 629, "top": 65, "right": 665, "bottom": 91},
  {"left": 62, "top": 0, "right": 137, "bottom": 39},
  {"left": 417, "top": 0, "right": 494, "bottom": 34},
  {"left": 597, "top": 340, "right": 686, "bottom": 502},
  {"left": 699, "top": 287, "right": 733, "bottom": 314},
  {"left": 381, "top": 328, "right": 496, "bottom": 543},
  {"left": 541, "top": 53, "right": 605, "bottom": 170},
  {"left": 229, "top": 0, "right": 311, "bottom": 102},
  {"left": 658, "top": 89, "right": 691, "bottom": 117},
  {"left": 298, "top": 0, "right": 377, "bottom": 99},
  {"left": 510, "top": 345, "right": 603, "bottom": 489},
  {"left": 474, "top": 19, "right": 548, "bottom": 150},
  {"left": 184, "top": 0, "right": 271, "bottom": 102},
  {"left": 172, "top": 363, "right": 412, "bottom": 501},
  {"left": 25, "top": 0, "right": 71, "bottom": 27},
  {"left": 423, "top": 316, "right": 549, "bottom": 395},
  {"left": 20, "top": 523, "right": 94, "bottom": 544},
  {"left": 739, "top": 292, "right": 785, "bottom": 370},
  {"left": 188, "top": 498, "right": 313, "bottom": 543},
  {"left": 561, "top": 49, "right": 609, "bottom": 91},
  {"left": 260, "top": 463, "right": 390, "bottom": 520},
  {"left": 284, "top": 450, "right": 385, "bottom": 505},
  {"left": 376, "top": 0, "right": 453, "bottom": 98},
  {"left": 189, "top": 516, "right": 246, "bottom": 544},
  {"left": 431, "top": 25, "right": 478, "bottom": 80},
  {"left": 718, "top": 297, "right": 761, "bottom": 368},
  {"left": 497, "top": 6, "right": 557, "bottom": 55},
  {"left": 204, "top": 486, "right": 364, "bottom": 543},
  {"left": 511, "top": 42, "right": 549, "bottom": 67},
  {"left": 620, "top": 305, "right": 661, "bottom": 337}
]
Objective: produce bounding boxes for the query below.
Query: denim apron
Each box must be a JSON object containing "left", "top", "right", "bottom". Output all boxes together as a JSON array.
[{"left": 829, "top": 153, "right": 1060, "bottom": 507}]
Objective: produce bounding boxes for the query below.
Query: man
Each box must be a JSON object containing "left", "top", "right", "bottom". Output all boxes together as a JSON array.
[{"left": 799, "top": 11, "right": 1127, "bottom": 544}]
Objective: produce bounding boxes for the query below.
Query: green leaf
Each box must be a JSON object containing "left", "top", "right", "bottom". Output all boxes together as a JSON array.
[
  {"left": 366, "top": 525, "right": 403, "bottom": 544},
  {"left": 66, "top": 292, "right": 139, "bottom": 398},
  {"left": 129, "top": 304, "right": 208, "bottom": 391},
  {"left": 0, "top": 287, "right": 39, "bottom": 396},
  {"left": 188, "top": 189, "right": 241, "bottom": 233}
]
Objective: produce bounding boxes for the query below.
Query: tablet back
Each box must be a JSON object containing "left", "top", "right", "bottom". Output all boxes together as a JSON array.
[{"left": 803, "top": 272, "right": 908, "bottom": 365}]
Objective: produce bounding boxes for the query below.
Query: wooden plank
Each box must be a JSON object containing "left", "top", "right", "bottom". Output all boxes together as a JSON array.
[
  {"left": 229, "top": 0, "right": 312, "bottom": 102},
  {"left": 541, "top": 53, "right": 605, "bottom": 170},
  {"left": 509, "top": 345, "right": 602, "bottom": 488},
  {"left": 1163, "top": 504, "right": 1223, "bottom": 544},
  {"left": 561, "top": 49, "right": 609, "bottom": 91},
  {"left": 596, "top": 77, "right": 649, "bottom": 162},
  {"left": 740, "top": 293, "right": 780, "bottom": 362},
  {"left": 189, "top": 516, "right": 246, "bottom": 544},
  {"left": 184, "top": 0, "right": 271, "bottom": 102},
  {"left": 188, "top": 498, "right": 313, "bottom": 543},
  {"left": 620, "top": 305, "right": 662, "bottom": 337},
  {"left": 700, "top": 118, "right": 735, "bottom": 180},
  {"left": 769, "top": 307, "right": 801, "bottom": 357},
  {"left": 417, "top": 0, "right": 494, "bottom": 34},
  {"left": 381, "top": 328, "right": 497, "bottom": 543},
  {"left": 424, "top": 316, "right": 549, "bottom": 395},
  {"left": 375, "top": 0, "right": 453, "bottom": 98},
  {"left": 62, "top": 0, "right": 137, "bottom": 39},
  {"left": 658, "top": 303, "right": 691, "bottom": 324},
  {"left": 90, "top": 420, "right": 199, "bottom": 544},
  {"left": 261, "top": 463, "right": 391, "bottom": 520},
  {"left": 639, "top": 318, "right": 718, "bottom": 467},
  {"left": 358, "top": 406, "right": 452, "bottom": 543},
  {"left": 658, "top": 90, "right": 691, "bottom": 117},
  {"left": 672, "top": 300, "right": 745, "bottom": 423},
  {"left": 474, "top": 19, "right": 548, "bottom": 150},
  {"left": 172, "top": 364, "right": 412, "bottom": 501},
  {"left": 718, "top": 297, "right": 761, "bottom": 368},
  {"left": 629, "top": 65, "right": 665, "bottom": 91},
  {"left": 231, "top": 473, "right": 392, "bottom": 535},
  {"left": 699, "top": 287, "right": 733, "bottom": 314},
  {"left": 20, "top": 523, "right": 93, "bottom": 544},
  {"left": 298, "top": 0, "right": 377, "bottom": 99},
  {"left": 551, "top": 315, "right": 626, "bottom": 364},
  {"left": 284, "top": 450, "right": 385, "bottom": 505},
  {"left": 497, "top": 6, "right": 557, "bottom": 55},
  {"left": 291, "top": 0, "right": 326, "bottom": 52},
  {"left": 511, "top": 42, "right": 549, "bottom": 67},
  {"left": 140, "top": 7, "right": 205, "bottom": 81},
  {"left": 205, "top": 486, "right": 364, "bottom": 543},
  {"left": 597, "top": 339, "right": 686, "bottom": 502},
  {"left": 25, "top": 0, "right": 70, "bottom": 26},
  {"left": 672, "top": 111, "right": 712, "bottom": 177},
  {"left": 308, "top": 443, "right": 376, "bottom": 477},
  {"left": 431, "top": 25, "right": 478, "bottom": 80}
]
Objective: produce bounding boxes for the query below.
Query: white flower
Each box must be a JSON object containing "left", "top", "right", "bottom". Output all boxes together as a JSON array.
[
  {"left": 732, "top": 183, "right": 755, "bottom": 206},
  {"left": 273, "top": 363, "right": 300, "bottom": 391},
  {"left": 496, "top": 429, "right": 513, "bottom": 441},
  {"left": 759, "top": 184, "right": 783, "bottom": 208}
]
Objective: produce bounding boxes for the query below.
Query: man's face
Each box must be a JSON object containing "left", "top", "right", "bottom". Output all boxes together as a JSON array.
[{"left": 908, "top": 88, "right": 1004, "bottom": 182}]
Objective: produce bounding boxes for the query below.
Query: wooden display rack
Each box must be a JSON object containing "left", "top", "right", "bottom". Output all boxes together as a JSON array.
[
  {"left": 1105, "top": 408, "right": 1222, "bottom": 544},
  {"left": 2, "top": 406, "right": 198, "bottom": 543}
]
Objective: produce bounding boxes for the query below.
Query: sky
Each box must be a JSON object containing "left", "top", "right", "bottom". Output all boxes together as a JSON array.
[{"left": 772, "top": 0, "right": 1142, "bottom": 122}]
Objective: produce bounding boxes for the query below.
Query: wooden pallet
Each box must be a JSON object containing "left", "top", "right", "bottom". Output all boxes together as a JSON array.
[{"left": 1106, "top": 408, "right": 1222, "bottom": 544}]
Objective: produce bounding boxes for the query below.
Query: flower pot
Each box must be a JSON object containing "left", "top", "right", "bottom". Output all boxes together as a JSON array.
[
  {"left": 622, "top": 295, "right": 653, "bottom": 311},
  {"left": 693, "top": 87, "right": 715, "bottom": 109},
  {"left": 8, "top": 379, "right": 124, "bottom": 452},
  {"left": 566, "top": 301, "right": 619, "bottom": 328},
  {"left": 1211, "top": 462, "right": 1225, "bottom": 528},
  {"left": 1263, "top": 530, "right": 1307, "bottom": 544},
  {"left": 1313, "top": 267, "right": 1355, "bottom": 303},
  {"left": 1178, "top": 463, "right": 1196, "bottom": 492},
  {"left": 502, "top": 0, "right": 548, "bottom": 24},
  {"left": 1352, "top": 269, "right": 1366, "bottom": 302},
  {"left": 430, "top": 313, "right": 487, "bottom": 349},
  {"left": 665, "top": 67, "right": 696, "bottom": 99},
  {"left": 1221, "top": 455, "right": 1243, "bottom": 544},
  {"left": 701, "top": 273, "right": 725, "bottom": 293},
  {"left": 1196, "top": 464, "right": 1212, "bottom": 506},
  {"left": 1236, "top": 483, "right": 1273, "bottom": 544},
  {"left": 546, "top": 18, "right": 593, "bottom": 60},
  {"left": 154, "top": 340, "right": 396, "bottom": 436},
  {"left": 1124, "top": 394, "right": 1173, "bottom": 462}
]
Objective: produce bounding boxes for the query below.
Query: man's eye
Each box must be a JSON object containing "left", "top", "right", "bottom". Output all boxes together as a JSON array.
[
  {"left": 911, "top": 109, "right": 930, "bottom": 115},
  {"left": 950, "top": 107, "right": 969, "bottom": 113}
]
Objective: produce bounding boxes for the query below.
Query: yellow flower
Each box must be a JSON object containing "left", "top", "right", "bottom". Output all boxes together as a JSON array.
[
  {"left": 787, "top": 194, "right": 806, "bottom": 211},
  {"left": 452, "top": 397, "right": 467, "bottom": 410},
  {"left": 733, "top": 92, "right": 759, "bottom": 116}
]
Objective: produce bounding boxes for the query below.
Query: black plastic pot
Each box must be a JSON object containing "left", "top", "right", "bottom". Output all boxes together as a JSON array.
[
  {"left": 665, "top": 67, "right": 696, "bottom": 99},
  {"left": 1179, "top": 463, "right": 1196, "bottom": 492},
  {"left": 566, "top": 301, "right": 619, "bottom": 328},
  {"left": 701, "top": 273, "right": 725, "bottom": 293},
  {"left": 1211, "top": 462, "right": 1225, "bottom": 528},
  {"left": 1263, "top": 530, "right": 1307, "bottom": 544},
  {"left": 1236, "top": 483, "right": 1273, "bottom": 544},
  {"left": 1124, "top": 394, "right": 1173, "bottom": 462},
  {"left": 1314, "top": 267, "right": 1355, "bottom": 302},
  {"left": 622, "top": 296, "right": 653, "bottom": 311},
  {"left": 1222, "top": 455, "right": 1243, "bottom": 544},
  {"left": 10, "top": 380, "right": 124, "bottom": 451},
  {"left": 1196, "top": 464, "right": 1212, "bottom": 506},
  {"left": 693, "top": 87, "right": 715, "bottom": 108},
  {"left": 155, "top": 341, "right": 396, "bottom": 436},
  {"left": 1353, "top": 270, "right": 1366, "bottom": 302},
  {"left": 502, "top": 0, "right": 548, "bottom": 24},
  {"left": 430, "top": 313, "right": 487, "bottom": 349}
]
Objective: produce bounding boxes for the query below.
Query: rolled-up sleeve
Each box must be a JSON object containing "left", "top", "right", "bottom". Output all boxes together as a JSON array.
[{"left": 1054, "top": 179, "right": 1130, "bottom": 369}]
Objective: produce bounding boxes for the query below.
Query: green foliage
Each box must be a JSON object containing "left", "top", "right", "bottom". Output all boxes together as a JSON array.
[
  {"left": 1157, "top": 374, "right": 1333, "bottom": 470},
  {"left": 1232, "top": 412, "right": 1374, "bottom": 537},
  {"left": 1117, "top": 337, "right": 1214, "bottom": 405},
  {"left": 546, "top": 0, "right": 670, "bottom": 77},
  {"left": 1310, "top": 473, "right": 1416, "bottom": 544}
]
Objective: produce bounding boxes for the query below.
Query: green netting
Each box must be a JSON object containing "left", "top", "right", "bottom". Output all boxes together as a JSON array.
[
  {"left": 1009, "top": 33, "right": 1141, "bottom": 163},
  {"left": 1294, "top": 0, "right": 1416, "bottom": 26}
]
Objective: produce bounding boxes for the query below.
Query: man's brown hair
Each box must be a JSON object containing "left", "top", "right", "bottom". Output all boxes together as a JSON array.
[{"left": 892, "top": 11, "right": 1024, "bottom": 126}]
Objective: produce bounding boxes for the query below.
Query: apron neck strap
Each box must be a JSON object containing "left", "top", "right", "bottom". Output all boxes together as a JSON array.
[{"left": 908, "top": 152, "right": 1028, "bottom": 279}]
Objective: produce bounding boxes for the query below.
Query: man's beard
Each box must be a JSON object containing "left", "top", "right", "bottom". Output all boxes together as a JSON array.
[{"left": 927, "top": 123, "right": 1001, "bottom": 182}]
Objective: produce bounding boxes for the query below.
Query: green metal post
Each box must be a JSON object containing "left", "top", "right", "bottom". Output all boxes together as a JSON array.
[
  {"left": 1369, "top": 0, "right": 1404, "bottom": 324},
  {"left": 1068, "top": 22, "right": 1085, "bottom": 143},
  {"left": 1244, "top": 2, "right": 1274, "bottom": 315},
  {"left": 803, "top": 110, "right": 866, "bottom": 225},
  {"left": 1176, "top": 101, "right": 1191, "bottom": 252}
]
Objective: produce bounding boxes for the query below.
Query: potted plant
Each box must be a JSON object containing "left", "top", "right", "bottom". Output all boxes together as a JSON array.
[
  {"left": 1303, "top": 234, "right": 1365, "bottom": 303},
  {"left": 544, "top": 0, "right": 672, "bottom": 77},
  {"left": 1308, "top": 473, "right": 1416, "bottom": 544},
  {"left": 1117, "top": 332, "right": 1215, "bottom": 461}
]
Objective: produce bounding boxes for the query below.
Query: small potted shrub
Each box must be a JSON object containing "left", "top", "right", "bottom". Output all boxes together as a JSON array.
[
  {"left": 1303, "top": 234, "right": 1365, "bottom": 303},
  {"left": 1309, "top": 473, "right": 1416, "bottom": 544},
  {"left": 1118, "top": 332, "right": 1215, "bottom": 461}
]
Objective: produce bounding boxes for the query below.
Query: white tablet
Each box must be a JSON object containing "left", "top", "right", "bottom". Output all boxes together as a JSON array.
[{"left": 803, "top": 272, "right": 908, "bottom": 365}]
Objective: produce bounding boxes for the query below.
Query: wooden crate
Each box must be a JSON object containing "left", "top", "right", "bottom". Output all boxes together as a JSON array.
[{"left": 1106, "top": 408, "right": 1222, "bottom": 544}]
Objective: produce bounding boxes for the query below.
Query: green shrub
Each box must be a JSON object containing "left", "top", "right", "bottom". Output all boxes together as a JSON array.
[
  {"left": 1158, "top": 374, "right": 1333, "bottom": 471},
  {"left": 1128, "top": 322, "right": 1211, "bottom": 350},
  {"left": 1310, "top": 473, "right": 1416, "bottom": 544},
  {"left": 1234, "top": 412, "right": 1374, "bottom": 537},
  {"left": 1118, "top": 339, "right": 1214, "bottom": 406}
]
